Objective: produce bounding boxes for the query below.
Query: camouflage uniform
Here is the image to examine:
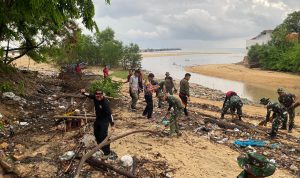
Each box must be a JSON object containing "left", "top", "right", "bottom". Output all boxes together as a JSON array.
[
  {"left": 157, "top": 80, "right": 166, "bottom": 108},
  {"left": 165, "top": 77, "right": 176, "bottom": 95},
  {"left": 179, "top": 78, "right": 190, "bottom": 116},
  {"left": 278, "top": 92, "right": 296, "bottom": 131},
  {"left": 166, "top": 95, "right": 183, "bottom": 135},
  {"left": 260, "top": 98, "right": 287, "bottom": 137},
  {"left": 237, "top": 153, "right": 276, "bottom": 178},
  {"left": 221, "top": 95, "right": 243, "bottom": 119}
]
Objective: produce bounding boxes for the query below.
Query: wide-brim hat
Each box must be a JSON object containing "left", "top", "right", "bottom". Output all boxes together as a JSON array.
[
  {"left": 165, "top": 72, "right": 170, "bottom": 75},
  {"left": 237, "top": 153, "right": 276, "bottom": 177}
]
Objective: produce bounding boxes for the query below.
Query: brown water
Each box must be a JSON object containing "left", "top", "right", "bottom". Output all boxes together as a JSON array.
[{"left": 142, "top": 52, "right": 300, "bottom": 112}]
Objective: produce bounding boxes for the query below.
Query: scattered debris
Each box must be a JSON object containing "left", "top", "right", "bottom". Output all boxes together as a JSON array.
[
  {"left": 121, "top": 155, "right": 134, "bottom": 167},
  {"left": 59, "top": 151, "right": 75, "bottom": 161}
]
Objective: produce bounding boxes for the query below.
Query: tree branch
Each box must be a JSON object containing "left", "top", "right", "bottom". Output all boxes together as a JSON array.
[
  {"left": 6, "top": 40, "right": 45, "bottom": 64},
  {"left": 74, "top": 130, "right": 155, "bottom": 178}
]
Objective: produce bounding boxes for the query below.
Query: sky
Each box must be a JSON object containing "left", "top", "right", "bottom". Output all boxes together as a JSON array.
[{"left": 89, "top": 0, "right": 300, "bottom": 50}]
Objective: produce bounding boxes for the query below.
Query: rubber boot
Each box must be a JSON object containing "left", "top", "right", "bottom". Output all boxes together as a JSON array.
[
  {"left": 220, "top": 113, "right": 224, "bottom": 119},
  {"left": 268, "top": 132, "right": 277, "bottom": 139},
  {"left": 238, "top": 115, "right": 242, "bottom": 121}
]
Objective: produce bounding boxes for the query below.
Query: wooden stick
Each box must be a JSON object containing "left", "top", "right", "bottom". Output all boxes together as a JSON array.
[
  {"left": 74, "top": 130, "right": 155, "bottom": 178},
  {"left": 53, "top": 115, "right": 96, "bottom": 120},
  {"left": 82, "top": 157, "right": 138, "bottom": 178}
]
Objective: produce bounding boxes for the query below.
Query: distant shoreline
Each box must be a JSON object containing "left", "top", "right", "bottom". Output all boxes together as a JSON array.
[{"left": 141, "top": 51, "right": 233, "bottom": 58}]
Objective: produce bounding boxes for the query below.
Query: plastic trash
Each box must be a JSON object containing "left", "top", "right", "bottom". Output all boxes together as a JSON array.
[
  {"left": 217, "top": 138, "right": 228, "bottom": 144},
  {"left": 290, "top": 164, "right": 298, "bottom": 172},
  {"left": 234, "top": 128, "right": 240, "bottom": 132},
  {"left": 269, "top": 159, "right": 276, "bottom": 164},
  {"left": 121, "top": 155, "right": 133, "bottom": 167},
  {"left": 19, "top": 122, "right": 29, "bottom": 126},
  {"left": 233, "top": 139, "right": 267, "bottom": 147},
  {"left": 162, "top": 120, "right": 170, "bottom": 126},
  {"left": 58, "top": 106, "right": 66, "bottom": 109},
  {"left": 59, "top": 151, "right": 75, "bottom": 161},
  {"left": 2, "top": 92, "right": 15, "bottom": 99}
]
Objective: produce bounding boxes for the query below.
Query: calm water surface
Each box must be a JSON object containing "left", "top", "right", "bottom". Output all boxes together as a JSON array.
[{"left": 142, "top": 52, "right": 300, "bottom": 108}]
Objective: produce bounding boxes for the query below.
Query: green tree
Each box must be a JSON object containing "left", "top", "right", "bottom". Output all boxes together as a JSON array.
[
  {"left": 100, "top": 40, "right": 123, "bottom": 67},
  {"left": 122, "top": 43, "right": 142, "bottom": 69},
  {"left": 0, "top": 0, "right": 110, "bottom": 65},
  {"left": 248, "top": 11, "right": 300, "bottom": 73}
]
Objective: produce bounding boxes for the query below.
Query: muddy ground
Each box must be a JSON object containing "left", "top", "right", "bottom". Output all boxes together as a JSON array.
[{"left": 0, "top": 67, "right": 299, "bottom": 178}]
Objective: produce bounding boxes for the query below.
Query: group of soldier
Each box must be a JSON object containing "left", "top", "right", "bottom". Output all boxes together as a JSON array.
[
  {"left": 128, "top": 70, "right": 298, "bottom": 139},
  {"left": 79, "top": 69, "right": 298, "bottom": 177},
  {"left": 259, "top": 88, "right": 298, "bottom": 138},
  {"left": 128, "top": 70, "right": 191, "bottom": 136}
]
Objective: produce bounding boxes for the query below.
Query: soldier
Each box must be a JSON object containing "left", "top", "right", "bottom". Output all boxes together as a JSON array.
[
  {"left": 157, "top": 76, "right": 177, "bottom": 108},
  {"left": 259, "top": 97, "right": 287, "bottom": 138},
  {"left": 165, "top": 73, "right": 177, "bottom": 95},
  {"left": 157, "top": 79, "right": 166, "bottom": 108},
  {"left": 159, "top": 93, "right": 183, "bottom": 136},
  {"left": 179, "top": 73, "right": 191, "bottom": 117},
  {"left": 221, "top": 91, "right": 243, "bottom": 120},
  {"left": 277, "top": 88, "right": 297, "bottom": 132},
  {"left": 237, "top": 152, "right": 276, "bottom": 178}
]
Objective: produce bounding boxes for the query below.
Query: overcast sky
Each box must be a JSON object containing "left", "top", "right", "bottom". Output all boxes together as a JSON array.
[{"left": 90, "top": 0, "right": 300, "bottom": 50}]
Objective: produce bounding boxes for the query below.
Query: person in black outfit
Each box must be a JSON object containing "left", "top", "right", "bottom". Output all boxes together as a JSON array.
[{"left": 80, "top": 89, "right": 115, "bottom": 157}]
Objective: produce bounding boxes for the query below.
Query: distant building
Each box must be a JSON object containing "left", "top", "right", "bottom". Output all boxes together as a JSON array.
[{"left": 246, "top": 30, "right": 273, "bottom": 53}]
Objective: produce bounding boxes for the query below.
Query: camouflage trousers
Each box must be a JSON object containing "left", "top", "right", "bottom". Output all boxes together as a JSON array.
[
  {"left": 169, "top": 110, "right": 181, "bottom": 134},
  {"left": 281, "top": 108, "right": 295, "bottom": 131},
  {"left": 222, "top": 100, "right": 243, "bottom": 117},
  {"left": 166, "top": 88, "right": 173, "bottom": 95},
  {"left": 271, "top": 114, "right": 282, "bottom": 135},
  {"left": 158, "top": 92, "right": 164, "bottom": 108}
]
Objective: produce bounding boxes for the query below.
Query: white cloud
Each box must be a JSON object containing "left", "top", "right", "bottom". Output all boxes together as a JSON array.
[{"left": 91, "top": 0, "right": 300, "bottom": 49}]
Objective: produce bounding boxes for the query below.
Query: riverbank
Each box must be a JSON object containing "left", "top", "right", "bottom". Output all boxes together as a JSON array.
[
  {"left": 1, "top": 63, "right": 299, "bottom": 177},
  {"left": 186, "top": 64, "right": 300, "bottom": 90}
]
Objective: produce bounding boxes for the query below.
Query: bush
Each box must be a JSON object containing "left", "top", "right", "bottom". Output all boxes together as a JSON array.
[
  {"left": 0, "top": 64, "right": 16, "bottom": 74},
  {"left": 88, "top": 78, "right": 122, "bottom": 97}
]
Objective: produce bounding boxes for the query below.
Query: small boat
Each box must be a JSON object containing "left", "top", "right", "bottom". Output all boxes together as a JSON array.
[{"left": 185, "top": 59, "right": 190, "bottom": 61}]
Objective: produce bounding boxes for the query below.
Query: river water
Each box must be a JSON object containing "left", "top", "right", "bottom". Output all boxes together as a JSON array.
[{"left": 141, "top": 51, "right": 300, "bottom": 108}]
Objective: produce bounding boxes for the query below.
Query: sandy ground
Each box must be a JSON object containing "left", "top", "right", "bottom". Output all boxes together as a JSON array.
[
  {"left": 3, "top": 57, "right": 298, "bottom": 178},
  {"left": 186, "top": 64, "right": 300, "bottom": 90},
  {"left": 109, "top": 85, "right": 299, "bottom": 178},
  {"left": 12, "top": 56, "right": 59, "bottom": 74}
]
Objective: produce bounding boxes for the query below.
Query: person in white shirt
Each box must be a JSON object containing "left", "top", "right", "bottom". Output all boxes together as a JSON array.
[{"left": 129, "top": 70, "right": 140, "bottom": 110}]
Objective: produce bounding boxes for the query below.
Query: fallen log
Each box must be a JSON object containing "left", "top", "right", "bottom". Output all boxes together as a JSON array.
[
  {"left": 203, "top": 117, "right": 243, "bottom": 130},
  {"left": 190, "top": 109, "right": 267, "bottom": 133},
  {"left": 77, "top": 157, "right": 138, "bottom": 178},
  {"left": 53, "top": 115, "right": 96, "bottom": 120},
  {"left": 232, "top": 119, "right": 265, "bottom": 134},
  {"left": 74, "top": 130, "right": 155, "bottom": 178}
]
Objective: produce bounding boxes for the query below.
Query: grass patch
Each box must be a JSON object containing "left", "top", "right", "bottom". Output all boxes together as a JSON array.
[
  {"left": 0, "top": 81, "right": 13, "bottom": 92},
  {"left": 111, "top": 70, "right": 128, "bottom": 79},
  {"left": 0, "top": 64, "right": 16, "bottom": 74}
]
